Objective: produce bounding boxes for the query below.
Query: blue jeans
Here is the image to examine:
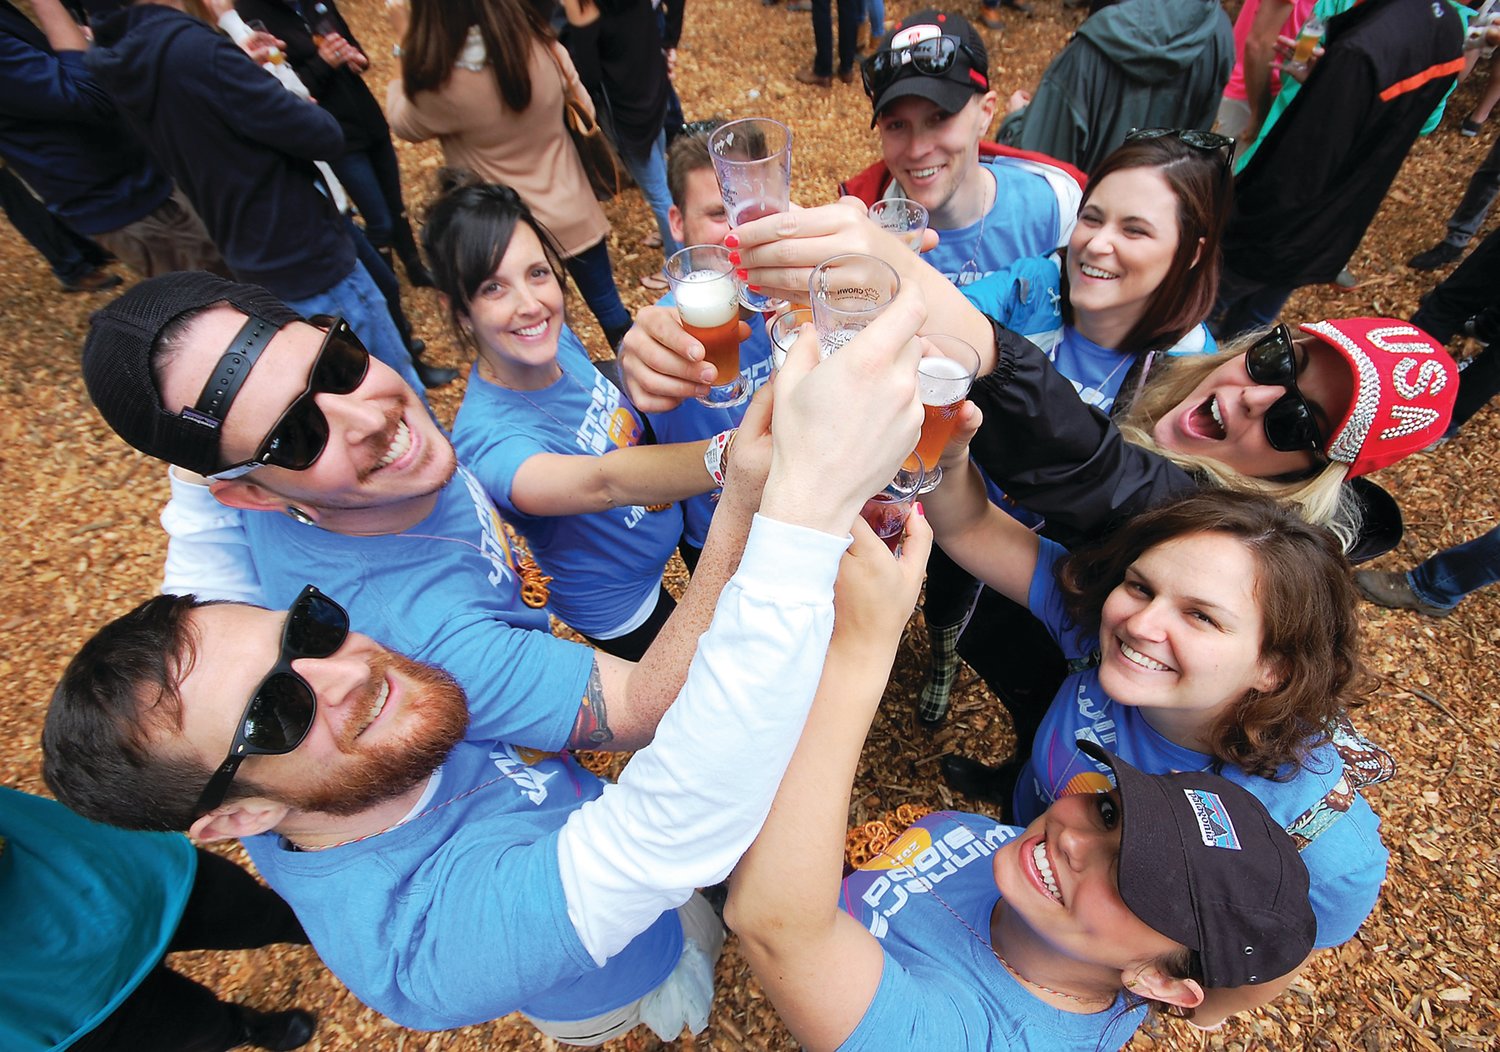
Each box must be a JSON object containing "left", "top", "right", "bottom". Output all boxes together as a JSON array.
[
  {"left": 864, "top": 0, "right": 884, "bottom": 37},
  {"left": 620, "top": 130, "right": 681, "bottom": 258},
  {"left": 330, "top": 137, "right": 405, "bottom": 250},
  {"left": 565, "top": 239, "right": 633, "bottom": 347},
  {"left": 1408, "top": 523, "right": 1500, "bottom": 609},
  {"left": 284, "top": 260, "right": 427, "bottom": 401},
  {"left": 1441, "top": 131, "right": 1500, "bottom": 248},
  {"left": 1212, "top": 266, "right": 1295, "bottom": 340},
  {"left": 0, "top": 165, "right": 109, "bottom": 283}
]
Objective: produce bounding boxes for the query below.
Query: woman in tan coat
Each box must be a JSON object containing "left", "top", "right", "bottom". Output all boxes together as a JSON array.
[{"left": 387, "top": 0, "right": 633, "bottom": 348}]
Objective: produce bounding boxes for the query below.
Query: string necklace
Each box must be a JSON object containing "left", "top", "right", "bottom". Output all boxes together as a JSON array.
[
  {"left": 956, "top": 168, "right": 997, "bottom": 288},
  {"left": 287, "top": 772, "right": 512, "bottom": 852},
  {"left": 861, "top": 812, "right": 1117, "bottom": 1012}
]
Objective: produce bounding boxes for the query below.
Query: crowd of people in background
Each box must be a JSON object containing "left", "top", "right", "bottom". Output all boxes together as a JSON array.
[{"left": 2, "top": 0, "right": 1498, "bottom": 1048}]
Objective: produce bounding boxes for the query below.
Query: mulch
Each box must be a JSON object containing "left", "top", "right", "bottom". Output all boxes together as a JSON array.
[{"left": 1, "top": 0, "right": 1497, "bottom": 1048}]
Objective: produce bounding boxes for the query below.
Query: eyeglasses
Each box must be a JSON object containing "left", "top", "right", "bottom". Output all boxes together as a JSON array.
[
  {"left": 1244, "top": 324, "right": 1327, "bottom": 455},
  {"left": 1124, "top": 127, "right": 1236, "bottom": 181},
  {"left": 192, "top": 584, "right": 350, "bottom": 817},
  {"left": 208, "top": 316, "right": 371, "bottom": 481},
  {"left": 861, "top": 35, "right": 984, "bottom": 100}
]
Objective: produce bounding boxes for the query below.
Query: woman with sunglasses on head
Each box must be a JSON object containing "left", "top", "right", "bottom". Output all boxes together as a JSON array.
[
  {"left": 726, "top": 541, "right": 1317, "bottom": 1052},
  {"left": 914, "top": 480, "right": 1385, "bottom": 1027},
  {"left": 424, "top": 178, "right": 731, "bottom": 660}
]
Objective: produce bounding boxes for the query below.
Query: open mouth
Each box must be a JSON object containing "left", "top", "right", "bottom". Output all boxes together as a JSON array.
[
  {"left": 1078, "top": 263, "right": 1118, "bottom": 280},
  {"left": 1030, "top": 840, "right": 1063, "bottom": 903},
  {"left": 907, "top": 164, "right": 943, "bottom": 181},
  {"left": 513, "top": 319, "right": 549, "bottom": 339},
  {"left": 376, "top": 419, "right": 413, "bottom": 471},
  {"left": 1190, "top": 395, "right": 1227, "bottom": 440},
  {"left": 354, "top": 677, "right": 391, "bottom": 739},
  {"left": 1119, "top": 640, "right": 1172, "bottom": 672}
]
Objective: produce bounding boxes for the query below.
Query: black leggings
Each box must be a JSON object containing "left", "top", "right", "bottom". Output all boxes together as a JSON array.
[{"left": 70, "top": 849, "right": 308, "bottom": 1052}]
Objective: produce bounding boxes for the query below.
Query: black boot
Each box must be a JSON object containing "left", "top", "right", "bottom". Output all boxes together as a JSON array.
[
  {"left": 410, "top": 343, "right": 459, "bottom": 389},
  {"left": 939, "top": 754, "right": 1022, "bottom": 816},
  {"left": 392, "top": 214, "right": 436, "bottom": 287},
  {"left": 238, "top": 1007, "right": 317, "bottom": 1051}
]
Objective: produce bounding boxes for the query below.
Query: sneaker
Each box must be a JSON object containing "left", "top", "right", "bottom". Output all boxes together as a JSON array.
[
  {"left": 1407, "top": 242, "right": 1464, "bottom": 270},
  {"left": 837, "top": 66, "right": 857, "bottom": 84},
  {"left": 1461, "top": 117, "right": 1484, "bottom": 137},
  {"left": 240, "top": 1007, "right": 317, "bottom": 1051},
  {"left": 1353, "top": 570, "right": 1455, "bottom": 618},
  {"left": 1334, "top": 267, "right": 1359, "bottom": 288},
  {"left": 787, "top": 0, "right": 810, "bottom": 9},
  {"left": 60, "top": 268, "right": 122, "bottom": 293},
  {"left": 979, "top": 8, "right": 1004, "bottom": 29},
  {"left": 794, "top": 66, "right": 832, "bottom": 87}
]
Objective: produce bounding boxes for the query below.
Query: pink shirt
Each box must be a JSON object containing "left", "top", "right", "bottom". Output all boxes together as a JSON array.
[{"left": 1223, "top": 0, "right": 1318, "bottom": 101}]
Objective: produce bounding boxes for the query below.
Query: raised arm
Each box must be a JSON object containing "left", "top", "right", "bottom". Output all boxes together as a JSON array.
[
  {"left": 725, "top": 516, "right": 932, "bottom": 1052},
  {"left": 554, "top": 290, "right": 927, "bottom": 961},
  {"left": 508, "top": 436, "right": 719, "bottom": 517}
]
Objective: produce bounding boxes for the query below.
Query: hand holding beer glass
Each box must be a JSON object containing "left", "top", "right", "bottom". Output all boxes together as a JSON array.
[
  {"left": 809, "top": 254, "right": 901, "bottom": 357},
  {"left": 868, "top": 198, "right": 930, "bottom": 251},
  {"left": 665, "top": 245, "right": 748, "bottom": 407},
  {"left": 859, "top": 459, "right": 925, "bottom": 554},
  {"left": 769, "top": 308, "right": 814, "bottom": 371},
  {"left": 708, "top": 118, "right": 792, "bottom": 312},
  {"left": 912, "top": 336, "right": 979, "bottom": 492}
]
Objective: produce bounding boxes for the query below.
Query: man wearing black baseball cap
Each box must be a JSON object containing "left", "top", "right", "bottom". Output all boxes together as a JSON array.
[{"left": 839, "top": 10, "right": 1084, "bottom": 288}]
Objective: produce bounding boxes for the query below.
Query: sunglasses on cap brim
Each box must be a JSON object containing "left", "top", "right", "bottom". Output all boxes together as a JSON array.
[
  {"left": 207, "top": 317, "right": 371, "bottom": 482},
  {"left": 192, "top": 584, "right": 350, "bottom": 817},
  {"left": 1245, "top": 324, "right": 1328, "bottom": 456},
  {"left": 861, "top": 35, "right": 985, "bottom": 100}
]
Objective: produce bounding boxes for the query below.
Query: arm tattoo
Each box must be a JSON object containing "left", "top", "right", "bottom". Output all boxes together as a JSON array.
[{"left": 569, "top": 660, "right": 615, "bottom": 747}]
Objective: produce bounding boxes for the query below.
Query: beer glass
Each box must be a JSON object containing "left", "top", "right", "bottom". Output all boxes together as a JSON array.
[
  {"left": 666, "top": 245, "right": 747, "bottom": 408},
  {"left": 859, "top": 460, "right": 925, "bottom": 554},
  {"left": 868, "top": 198, "right": 929, "bottom": 251},
  {"left": 912, "top": 335, "right": 980, "bottom": 492},
  {"left": 809, "top": 254, "right": 901, "bottom": 358},
  {"left": 708, "top": 118, "right": 792, "bottom": 313},
  {"left": 768, "top": 307, "right": 815, "bottom": 371}
]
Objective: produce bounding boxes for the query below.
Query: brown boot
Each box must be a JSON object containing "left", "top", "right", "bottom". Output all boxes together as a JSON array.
[{"left": 794, "top": 67, "right": 832, "bottom": 88}]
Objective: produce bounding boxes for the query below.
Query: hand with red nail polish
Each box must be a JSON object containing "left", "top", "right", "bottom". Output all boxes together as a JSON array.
[
  {"left": 728, "top": 250, "right": 742, "bottom": 266},
  {"left": 723, "top": 233, "right": 740, "bottom": 249}
]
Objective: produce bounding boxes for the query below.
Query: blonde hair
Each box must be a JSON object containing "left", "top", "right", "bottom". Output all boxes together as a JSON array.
[{"left": 1116, "top": 331, "right": 1362, "bottom": 552}]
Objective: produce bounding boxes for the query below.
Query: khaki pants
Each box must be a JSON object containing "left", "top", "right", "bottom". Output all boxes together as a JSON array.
[{"left": 93, "top": 187, "right": 232, "bottom": 279}]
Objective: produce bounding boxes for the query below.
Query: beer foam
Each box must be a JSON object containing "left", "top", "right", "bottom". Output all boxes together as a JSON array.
[
  {"left": 917, "top": 354, "right": 972, "bottom": 405},
  {"left": 675, "top": 270, "right": 739, "bottom": 328}
]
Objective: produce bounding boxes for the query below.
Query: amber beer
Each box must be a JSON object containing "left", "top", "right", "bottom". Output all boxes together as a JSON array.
[
  {"left": 913, "top": 355, "right": 974, "bottom": 468},
  {"left": 675, "top": 269, "right": 742, "bottom": 388}
]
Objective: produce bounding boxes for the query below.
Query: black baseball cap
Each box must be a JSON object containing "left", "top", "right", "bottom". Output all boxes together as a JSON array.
[
  {"left": 82, "top": 272, "right": 301, "bottom": 476},
  {"left": 1079, "top": 740, "right": 1316, "bottom": 989},
  {"left": 864, "top": 10, "right": 990, "bottom": 127}
]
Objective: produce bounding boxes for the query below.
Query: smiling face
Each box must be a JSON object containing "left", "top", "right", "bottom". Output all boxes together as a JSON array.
[
  {"left": 1066, "top": 167, "right": 1185, "bottom": 341},
  {"left": 875, "top": 92, "right": 998, "bottom": 226},
  {"left": 160, "top": 307, "right": 456, "bottom": 531},
  {"left": 172, "top": 602, "right": 468, "bottom": 819},
  {"left": 670, "top": 166, "right": 732, "bottom": 248},
  {"left": 992, "top": 790, "right": 1184, "bottom": 972},
  {"left": 1153, "top": 337, "right": 1354, "bottom": 479},
  {"left": 1095, "top": 532, "right": 1279, "bottom": 743},
  {"left": 461, "top": 222, "right": 568, "bottom": 390}
]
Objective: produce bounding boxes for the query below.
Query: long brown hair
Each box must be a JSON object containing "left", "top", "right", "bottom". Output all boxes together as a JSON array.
[
  {"left": 1061, "top": 135, "right": 1231, "bottom": 356},
  {"left": 400, "top": 0, "right": 554, "bottom": 112},
  {"left": 1056, "top": 490, "right": 1366, "bottom": 779}
]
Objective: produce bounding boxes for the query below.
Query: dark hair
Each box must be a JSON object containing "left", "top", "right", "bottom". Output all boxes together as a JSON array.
[
  {"left": 400, "top": 0, "right": 554, "bottom": 111},
  {"left": 666, "top": 120, "right": 723, "bottom": 209},
  {"left": 1056, "top": 490, "right": 1364, "bottom": 779},
  {"left": 42, "top": 593, "right": 238, "bottom": 831},
  {"left": 1061, "top": 135, "right": 1231, "bottom": 356},
  {"left": 422, "top": 173, "right": 570, "bottom": 337}
]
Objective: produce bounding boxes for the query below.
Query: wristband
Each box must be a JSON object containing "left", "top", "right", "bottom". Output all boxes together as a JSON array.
[{"left": 704, "top": 428, "right": 737, "bottom": 487}]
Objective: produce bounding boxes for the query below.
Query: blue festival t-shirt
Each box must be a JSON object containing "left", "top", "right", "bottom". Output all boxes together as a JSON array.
[
  {"left": 0, "top": 788, "right": 196, "bottom": 1052},
  {"left": 244, "top": 740, "right": 683, "bottom": 1030},
  {"left": 1018, "top": 540, "right": 1388, "bottom": 948},
  {"left": 646, "top": 298, "right": 774, "bottom": 549},
  {"left": 837, "top": 811, "right": 1146, "bottom": 1051},
  {"left": 244, "top": 467, "right": 592, "bottom": 750},
  {"left": 451, "top": 327, "right": 683, "bottom": 637},
  {"left": 918, "top": 162, "right": 1061, "bottom": 288}
]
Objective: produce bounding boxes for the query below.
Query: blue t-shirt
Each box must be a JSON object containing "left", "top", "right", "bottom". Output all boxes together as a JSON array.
[
  {"left": 244, "top": 740, "right": 682, "bottom": 1030},
  {"left": 837, "top": 811, "right": 1146, "bottom": 1051},
  {"left": 451, "top": 327, "right": 683, "bottom": 636},
  {"left": 1018, "top": 540, "right": 1388, "bottom": 949},
  {"left": 244, "top": 467, "right": 593, "bottom": 750},
  {"left": 646, "top": 298, "right": 775, "bottom": 549},
  {"left": 0, "top": 788, "right": 196, "bottom": 1052},
  {"left": 919, "top": 162, "right": 1062, "bottom": 288},
  {"left": 963, "top": 253, "right": 1218, "bottom": 414}
]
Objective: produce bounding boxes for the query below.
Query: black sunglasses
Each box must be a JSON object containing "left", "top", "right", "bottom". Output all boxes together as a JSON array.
[
  {"left": 861, "top": 35, "right": 984, "bottom": 99},
  {"left": 1124, "top": 127, "right": 1236, "bottom": 181},
  {"left": 192, "top": 584, "right": 350, "bottom": 817},
  {"left": 1244, "top": 324, "right": 1327, "bottom": 455},
  {"left": 208, "top": 316, "right": 371, "bottom": 481}
]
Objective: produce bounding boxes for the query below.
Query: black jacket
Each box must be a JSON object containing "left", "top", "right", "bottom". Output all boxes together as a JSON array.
[
  {"left": 1225, "top": 0, "right": 1464, "bottom": 286},
  {"left": 87, "top": 4, "right": 353, "bottom": 299}
]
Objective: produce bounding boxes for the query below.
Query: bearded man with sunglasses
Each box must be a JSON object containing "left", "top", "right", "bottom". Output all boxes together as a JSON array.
[
  {"left": 47, "top": 292, "right": 931, "bottom": 1043},
  {"left": 838, "top": 11, "right": 1085, "bottom": 288},
  {"left": 81, "top": 271, "right": 766, "bottom": 758}
]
